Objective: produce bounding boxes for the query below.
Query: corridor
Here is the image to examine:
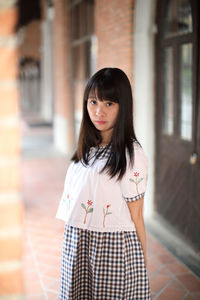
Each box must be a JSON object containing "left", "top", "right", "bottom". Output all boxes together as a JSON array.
[{"left": 21, "top": 121, "right": 200, "bottom": 300}]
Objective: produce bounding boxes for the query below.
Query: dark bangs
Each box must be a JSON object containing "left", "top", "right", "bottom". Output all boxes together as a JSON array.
[{"left": 84, "top": 70, "right": 119, "bottom": 103}]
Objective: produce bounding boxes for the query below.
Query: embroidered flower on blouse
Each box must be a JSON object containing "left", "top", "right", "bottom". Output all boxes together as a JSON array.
[
  {"left": 103, "top": 204, "right": 112, "bottom": 228},
  {"left": 87, "top": 200, "right": 93, "bottom": 206},
  {"left": 63, "top": 194, "right": 70, "bottom": 203},
  {"left": 81, "top": 200, "right": 94, "bottom": 224},
  {"left": 64, "top": 194, "right": 73, "bottom": 210},
  {"left": 129, "top": 172, "right": 144, "bottom": 195}
]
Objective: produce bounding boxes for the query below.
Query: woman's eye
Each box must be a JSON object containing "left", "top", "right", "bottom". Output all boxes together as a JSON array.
[
  {"left": 106, "top": 102, "right": 113, "bottom": 107},
  {"left": 90, "top": 100, "right": 96, "bottom": 105}
]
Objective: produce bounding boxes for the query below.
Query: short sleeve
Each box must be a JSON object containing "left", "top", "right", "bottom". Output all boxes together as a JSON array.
[
  {"left": 56, "top": 164, "right": 72, "bottom": 221},
  {"left": 120, "top": 144, "right": 148, "bottom": 202}
]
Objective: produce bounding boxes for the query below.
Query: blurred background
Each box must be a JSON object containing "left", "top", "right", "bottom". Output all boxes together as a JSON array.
[{"left": 0, "top": 0, "right": 200, "bottom": 298}]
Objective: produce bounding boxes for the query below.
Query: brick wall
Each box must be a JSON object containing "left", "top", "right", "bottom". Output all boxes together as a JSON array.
[
  {"left": 95, "top": 0, "right": 135, "bottom": 83},
  {"left": 52, "top": 0, "right": 135, "bottom": 153},
  {"left": 53, "top": 0, "right": 71, "bottom": 117},
  {"left": 19, "top": 20, "right": 41, "bottom": 60},
  {"left": 53, "top": 0, "right": 75, "bottom": 154},
  {"left": 0, "top": 2, "right": 23, "bottom": 298}
]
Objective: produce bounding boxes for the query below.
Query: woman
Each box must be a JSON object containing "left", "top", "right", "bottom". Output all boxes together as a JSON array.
[{"left": 56, "top": 67, "right": 152, "bottom": 299}]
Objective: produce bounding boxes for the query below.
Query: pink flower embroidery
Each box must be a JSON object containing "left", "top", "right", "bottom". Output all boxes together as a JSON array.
[
  {"left": 103, "top": 204, "right": 112, "bottom": 228},
  {"left": 63, "top": 194, "right": 70, "bottom": 203},
  {"left": 87, "top": 200, "right": 93, "bottom": 206},
  {"left": 130, "top": 172, "right": 144, "bottom": 195},
  {"left": 81, "top": 200, "right": 94, "bottom": 224}
]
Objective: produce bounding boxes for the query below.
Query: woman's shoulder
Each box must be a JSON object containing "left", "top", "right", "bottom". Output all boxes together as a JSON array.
[
  {"left": 127, "top": 139, "right": 148, "bottom": 165},
  {"left": 132, "top": 139, "right": 142, "bottom": 150}
]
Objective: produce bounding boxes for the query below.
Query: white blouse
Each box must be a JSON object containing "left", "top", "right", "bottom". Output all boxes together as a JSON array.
[{"left": 56, "top": 141, "right": 148, "bottom": 232}]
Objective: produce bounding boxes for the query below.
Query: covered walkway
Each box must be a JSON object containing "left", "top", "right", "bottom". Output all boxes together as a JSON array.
[{"left": 21, "top": 121, "right": 200, "bottom": 300}]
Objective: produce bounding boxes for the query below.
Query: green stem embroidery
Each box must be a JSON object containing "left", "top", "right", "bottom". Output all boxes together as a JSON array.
[
  {"left": 129, "top": 172, "right": 143, "bottom": 195},
  {"left": 81, "top": 200, "right": 93, "bottom": 224},
  {"left": 103, "top": 204, "right": 112, "bottom": 228}
]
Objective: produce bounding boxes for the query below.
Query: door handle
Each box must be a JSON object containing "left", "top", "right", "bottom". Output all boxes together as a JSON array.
[{"left": 189, "top": 152, "right": 198, "bottom": 165}]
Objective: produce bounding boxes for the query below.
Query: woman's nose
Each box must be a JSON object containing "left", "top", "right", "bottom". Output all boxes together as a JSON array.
[{"left": 96, "top": 104, "right": 105, "bottom": 116}]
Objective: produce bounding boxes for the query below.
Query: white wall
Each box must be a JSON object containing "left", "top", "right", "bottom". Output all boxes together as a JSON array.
[
  {"left": 40, "top": 7, "right": 54, "bottom": 122},
  {"left": 133, "top": 0, "right": 156, "bottom": 217}
]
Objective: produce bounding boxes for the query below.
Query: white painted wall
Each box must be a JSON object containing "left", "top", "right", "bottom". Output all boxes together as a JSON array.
[
  {"left": 54, "top": 114, "right": 76, "bottom": 157},
  {"left": 133, "top": 0, "right": 156, "bottom": 217},
  {"left": 40, "top": 7, "right": 54, "bottom": 122}
]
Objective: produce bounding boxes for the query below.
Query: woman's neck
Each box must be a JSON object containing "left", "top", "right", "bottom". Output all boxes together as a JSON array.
[{"left": 100, "top": 129, "right": 113, "bottom": 146}]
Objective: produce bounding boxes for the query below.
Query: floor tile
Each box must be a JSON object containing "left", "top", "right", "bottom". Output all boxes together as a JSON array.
[
  {"left": 25, "top": 295, "right": 46, "bottom": 300},
  {"left": 177, "top": 274, "right": 200, "bottom": 292},
  {"left": 156, "top": 286, "right": 187, "bottom": 300},
  {"left": 146, "top": 255, "right": 162, "bottom": 276},
  {"left": 149, "top": 272, "right": 171, "bottom": 293},
  {"left": 184, "top": 295, "right": 196, "bottom": 300},
  {"left": 166, "top": 260, "right": 190, "bottom": 275},
  {"left": 24, "top": 281, "right": 44, "bottom": 295},
  {"left": 46, "top": 291, "right": 59, "bottom": 300}
]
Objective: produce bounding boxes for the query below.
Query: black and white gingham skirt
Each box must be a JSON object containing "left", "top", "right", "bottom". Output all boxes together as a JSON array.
[{"left": 60, "top": 224, "right": 151, "bottom": 300}]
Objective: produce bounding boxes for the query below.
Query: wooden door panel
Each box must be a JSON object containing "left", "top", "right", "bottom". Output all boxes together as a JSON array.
[
  {"left": 157, "top": 153, "right": 191, "bottom": 223},
  {"left": 156, "top": 0, "right": 200, "bottom": 252}
]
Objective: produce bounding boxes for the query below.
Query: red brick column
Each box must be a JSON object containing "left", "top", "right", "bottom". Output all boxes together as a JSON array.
[
  {"left": 95, "top": 0, "right": 135, "bottom": 83},
  {"left": 0, "top": 3, "right": 23, "bottom": 297},
  {"left": 53, "top": 0, "right": 75, "bottom": 155}
]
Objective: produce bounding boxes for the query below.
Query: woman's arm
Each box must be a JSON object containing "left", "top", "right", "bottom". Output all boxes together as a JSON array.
[{"left": 127, "top": 197, "right": 147, "bottom": 265}]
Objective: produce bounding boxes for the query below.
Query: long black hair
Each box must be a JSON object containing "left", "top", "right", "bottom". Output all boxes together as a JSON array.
[{"left": 72, "top": 67, "right": 141, "bottom": 180}]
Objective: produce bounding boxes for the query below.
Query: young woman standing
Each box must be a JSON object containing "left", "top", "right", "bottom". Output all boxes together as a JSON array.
[{"left": 56, "top": 67, "right": 152, "bottom": 299}]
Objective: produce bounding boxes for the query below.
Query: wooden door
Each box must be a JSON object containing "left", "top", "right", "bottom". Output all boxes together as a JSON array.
[{"left": 155, "top": 0, "right": 200, "bottom": 252}]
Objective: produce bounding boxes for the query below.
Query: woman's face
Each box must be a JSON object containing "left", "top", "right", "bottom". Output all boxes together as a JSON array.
[{"left": 87, "top": 94, "right": 119, "bottom": 142}]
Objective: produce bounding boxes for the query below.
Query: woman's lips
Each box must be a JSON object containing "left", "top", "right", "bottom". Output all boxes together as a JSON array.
[{"left": 95, "top": 120, "right": 107, "bottom": 124}]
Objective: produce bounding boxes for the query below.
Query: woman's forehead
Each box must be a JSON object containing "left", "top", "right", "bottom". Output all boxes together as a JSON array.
[
  {"left": 87, "top": 86, "right": 119, "bottom": 103},
  {"left": 88, "top": 90, "right": 102, "bottom": 101},
  {"left": 88, "top": 87, "right": 98, "bottom": 98}
]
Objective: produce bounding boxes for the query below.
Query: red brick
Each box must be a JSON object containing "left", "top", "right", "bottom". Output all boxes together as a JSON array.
[
  {"left": 0, "top": 48, "right": 18, "bottom": 80},
  {"left": 0, "top": 201, "right": 23, "bottom": 228},
  {"left": 0, "top": 88, "right": 19, "bottom": 117},
  {"left": 0, "top": 127, "right": 21, "bottom": 156},
  {"left": 0, "top": 235, "right": 22, "bottom": 261},
  {"left": 95, "top": 0, "right": 135, "bottom": 83},
  {"left": 0, "top": 8, "right": 18, "bottom": 35},
  {"left": 0, "top": 160, "right": 20, "bottom": 190},
  {"left": 0, "top": 268, "right": 23, "bottom": 294},
  {"left": 19, "top": 20, "right": 41, "bottom": 60}
]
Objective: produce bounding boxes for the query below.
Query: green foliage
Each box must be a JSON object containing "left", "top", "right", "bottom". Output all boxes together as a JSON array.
[{"left": 81, "top": 203, "right": 86, "bottom": 210}]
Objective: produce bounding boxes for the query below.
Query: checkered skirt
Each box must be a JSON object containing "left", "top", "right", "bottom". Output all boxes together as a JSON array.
[{"left": 60, "top": 224, "right": 151, "bottom": 299}]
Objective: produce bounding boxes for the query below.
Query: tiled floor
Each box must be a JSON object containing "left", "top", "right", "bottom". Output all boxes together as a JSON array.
[{"left": 21, "top": 120, "right": 200, "bottom": 300}]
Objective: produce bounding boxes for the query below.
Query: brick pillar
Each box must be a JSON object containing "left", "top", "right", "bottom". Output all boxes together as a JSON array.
[
  {"left": 0, "top": 1, "right": 23, "bottom": 298},
  {"left": 95, "top": 0, "right": 135, "bottom": 84},
  {"left": 53, "top": 0, "right": 75, "bottom": 155}
]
